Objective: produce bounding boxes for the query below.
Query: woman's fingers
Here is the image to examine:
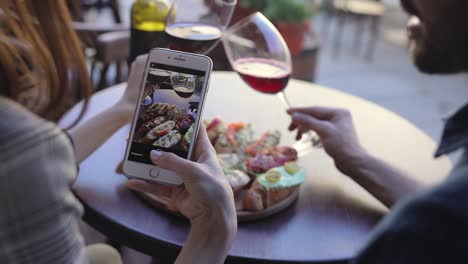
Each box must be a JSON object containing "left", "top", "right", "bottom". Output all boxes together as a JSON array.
[
  {"left": 127, "top": 55, "right": 147, "bottom": 89},
  {"left": 125, "top": 179, "right": 186, "bottom": 212},
  {"left": 194, "top": 122, "right": 217, "bottom": 162},
  {"left": 168, "top": 187, "right": 185, "bottom": 211},
  {"left": 150, "top": 150, "right": 195, "bottom": 178},
  {"left": 197, "top": 122, "right": 211, "bottom": 146},
  {"left": 125, "top": 179, "right": 173, "bottom": 197},
  {"left": 148, "top": 122, "right": 219, "bottom": 183}
]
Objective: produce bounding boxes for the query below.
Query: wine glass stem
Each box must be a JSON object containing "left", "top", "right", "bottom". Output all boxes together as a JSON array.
[
  {"left": 202, "top": 39, "right": 221, "bottom": 55},
  {"left": 279, "top": 90, "right": 322, "bottom": 151},
  {"left": 278, "top": 90, "right": 292, "bottom": 109}
]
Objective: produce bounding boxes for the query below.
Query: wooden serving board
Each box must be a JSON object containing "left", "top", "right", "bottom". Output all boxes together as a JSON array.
[{"left": 136, "top": 188, "right": 300, "bottom": 222}]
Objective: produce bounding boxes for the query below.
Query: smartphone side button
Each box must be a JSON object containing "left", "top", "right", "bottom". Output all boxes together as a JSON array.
[{"left": 149, "top": 168, "right": 159, "bottom": 178}]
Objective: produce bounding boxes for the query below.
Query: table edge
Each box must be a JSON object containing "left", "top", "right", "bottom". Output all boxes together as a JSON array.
[{"left": 78, "top": 191, "right": 354, "bottom": 263}]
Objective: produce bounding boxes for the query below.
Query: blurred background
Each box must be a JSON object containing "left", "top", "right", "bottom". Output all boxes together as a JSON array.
[{"left": 69, "top": 0, "right": 468, "bottom": 142}]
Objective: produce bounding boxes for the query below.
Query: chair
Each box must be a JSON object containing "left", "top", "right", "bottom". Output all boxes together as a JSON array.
[
  {"left": 72, "top": 22, "right": 130, "bottom": 90},
  {"left": 68, "top": 0, "right": 131, "bottom": 90},
  {"left": 70, "top": 0, "right": 122, "bottom": 23},
  {"left": 321, "top": 0, "right": 385, "bottom": 61}
]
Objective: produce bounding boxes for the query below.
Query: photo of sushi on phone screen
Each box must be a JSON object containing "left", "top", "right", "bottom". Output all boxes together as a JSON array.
[{"left": 128, "top": 62, "right": 205, "bottom": 165}]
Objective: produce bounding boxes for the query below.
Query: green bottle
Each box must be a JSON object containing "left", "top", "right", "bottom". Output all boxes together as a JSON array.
[{"left": 130, "top": 0, "right": 171, "bottom": 62}]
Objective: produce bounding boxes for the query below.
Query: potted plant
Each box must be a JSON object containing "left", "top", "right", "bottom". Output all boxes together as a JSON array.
[
  {"left": 264, "top": 0, "right": 314, "bottom": 55},
  {"left": 231, "top": 0, "right": 267, "bottom": 24},
  {"left": 238, "top": 0, "right": 315, "bottom": 55}
]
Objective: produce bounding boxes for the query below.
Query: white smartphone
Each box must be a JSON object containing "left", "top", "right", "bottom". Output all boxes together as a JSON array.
[{"left": 123, "top": 48, "right": 213, "bottom": 185}]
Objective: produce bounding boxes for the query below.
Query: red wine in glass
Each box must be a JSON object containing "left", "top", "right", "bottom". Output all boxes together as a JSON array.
[
  {"left": 165, "top": 22, "right": 222, "bottom": 54},
  {"left": 149, "top": 70, "right": 171, "bottom": 84},
  {"left": 233, "top": 58, "right": 291, "bottom": 94},
  {"left": 173, "top": 85, "right": 195, "bottom": 98}
]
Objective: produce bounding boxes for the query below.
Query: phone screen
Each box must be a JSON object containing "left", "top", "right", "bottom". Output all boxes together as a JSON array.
[{"left": 128, "top": 62, "right": 206, "bottom": 165}]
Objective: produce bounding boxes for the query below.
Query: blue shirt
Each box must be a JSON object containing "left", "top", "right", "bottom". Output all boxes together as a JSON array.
[{"left": 353, "top": 103, "right": 468, "bottom": 263}]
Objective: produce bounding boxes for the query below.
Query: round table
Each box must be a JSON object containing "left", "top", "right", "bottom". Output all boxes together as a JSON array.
[{"left": 61, "top": 72, "right": 451, "bottom": 263}]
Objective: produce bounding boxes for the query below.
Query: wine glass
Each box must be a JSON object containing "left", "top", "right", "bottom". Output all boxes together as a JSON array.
[
  {"left": 170, "top": 72, "right": 196, "bottom": 99},
  {"left": 143, "top": 69, "right": 169, "bottom": 110},
  {"left": 151, "top": 69, "right": 171, "bottom": 85},
  {"left": 164, "top": 0, "right": 237, "bottom": 55},
  {"left": 222, "top": 12, "right": 320, "bottom": 155}
]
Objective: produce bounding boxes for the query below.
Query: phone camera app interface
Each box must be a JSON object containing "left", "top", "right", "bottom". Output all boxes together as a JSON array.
[{"left": 128, "top": 62, "right": 205, "bottom": 165}]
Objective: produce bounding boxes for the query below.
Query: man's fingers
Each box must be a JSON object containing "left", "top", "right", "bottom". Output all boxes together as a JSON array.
[
  {"left": 296, "top": 126, "right": 307, "bottom": 140},
  {"left": 150, "top": 150, "right": 194, "bottom": 177},
  {"left": 290, "top": 112, "right": 329, "bottom": 136},
  {"left": 288, "top": 106, "right": 342, "bottom": 120},
  {"left": 125, "top": 179, "right": 174, "bottom": 197},
  {"left": 296, "top": 131, "right": 302, "bottom": 141},
  {"left": 288, "top": 121, "right": 298, "bottom": 131}
]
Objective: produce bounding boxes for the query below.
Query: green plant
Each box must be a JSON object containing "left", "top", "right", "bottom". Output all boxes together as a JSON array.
[
  {"left": 239, "top": 0, "right": 268, "bottom": 11},
  {"left": 240, "top": 0, "right": 314, "bottom": 24},
  {"left": 263, "top": 0, "right": 314, "bottom": 24}
]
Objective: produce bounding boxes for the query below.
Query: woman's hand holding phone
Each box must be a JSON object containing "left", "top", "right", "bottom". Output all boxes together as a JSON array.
[
  {"left": 68, "top": 55, "right": 151, "bottom": 163},
  {"left": 116, "top": 55, "right": 154, "bottom": 122},
  {"left": 125, "top": 123, "right": 237, "bottom": 264}
]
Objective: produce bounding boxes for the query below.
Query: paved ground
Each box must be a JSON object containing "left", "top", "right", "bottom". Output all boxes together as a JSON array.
[{"left": 314, "top": 6, "right": 468, "bottom": 144}]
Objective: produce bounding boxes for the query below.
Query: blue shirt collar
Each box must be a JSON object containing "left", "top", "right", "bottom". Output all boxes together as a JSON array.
[{"left": 435, "top": 102, "right": 468, "bottom": 157}]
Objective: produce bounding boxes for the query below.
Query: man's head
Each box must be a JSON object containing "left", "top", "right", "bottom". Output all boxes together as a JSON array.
[{"left": 402, "top": 0, "right": 468, "bottom": 74}]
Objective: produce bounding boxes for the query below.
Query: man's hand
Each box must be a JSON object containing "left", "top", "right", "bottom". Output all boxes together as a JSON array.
[
  {"left": 125, "top": 123, "right": 237, "bottom": 264},
  {"left": 288, "top": 107, "right": 367, "bottom": 175},
  {"left": 288, "top": 106, "right": 422, "bottom": 207}
]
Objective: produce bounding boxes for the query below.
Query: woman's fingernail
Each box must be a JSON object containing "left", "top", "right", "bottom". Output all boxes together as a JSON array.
[{"left": 150, "top": 150, "right": 162, "bottom": 161}]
